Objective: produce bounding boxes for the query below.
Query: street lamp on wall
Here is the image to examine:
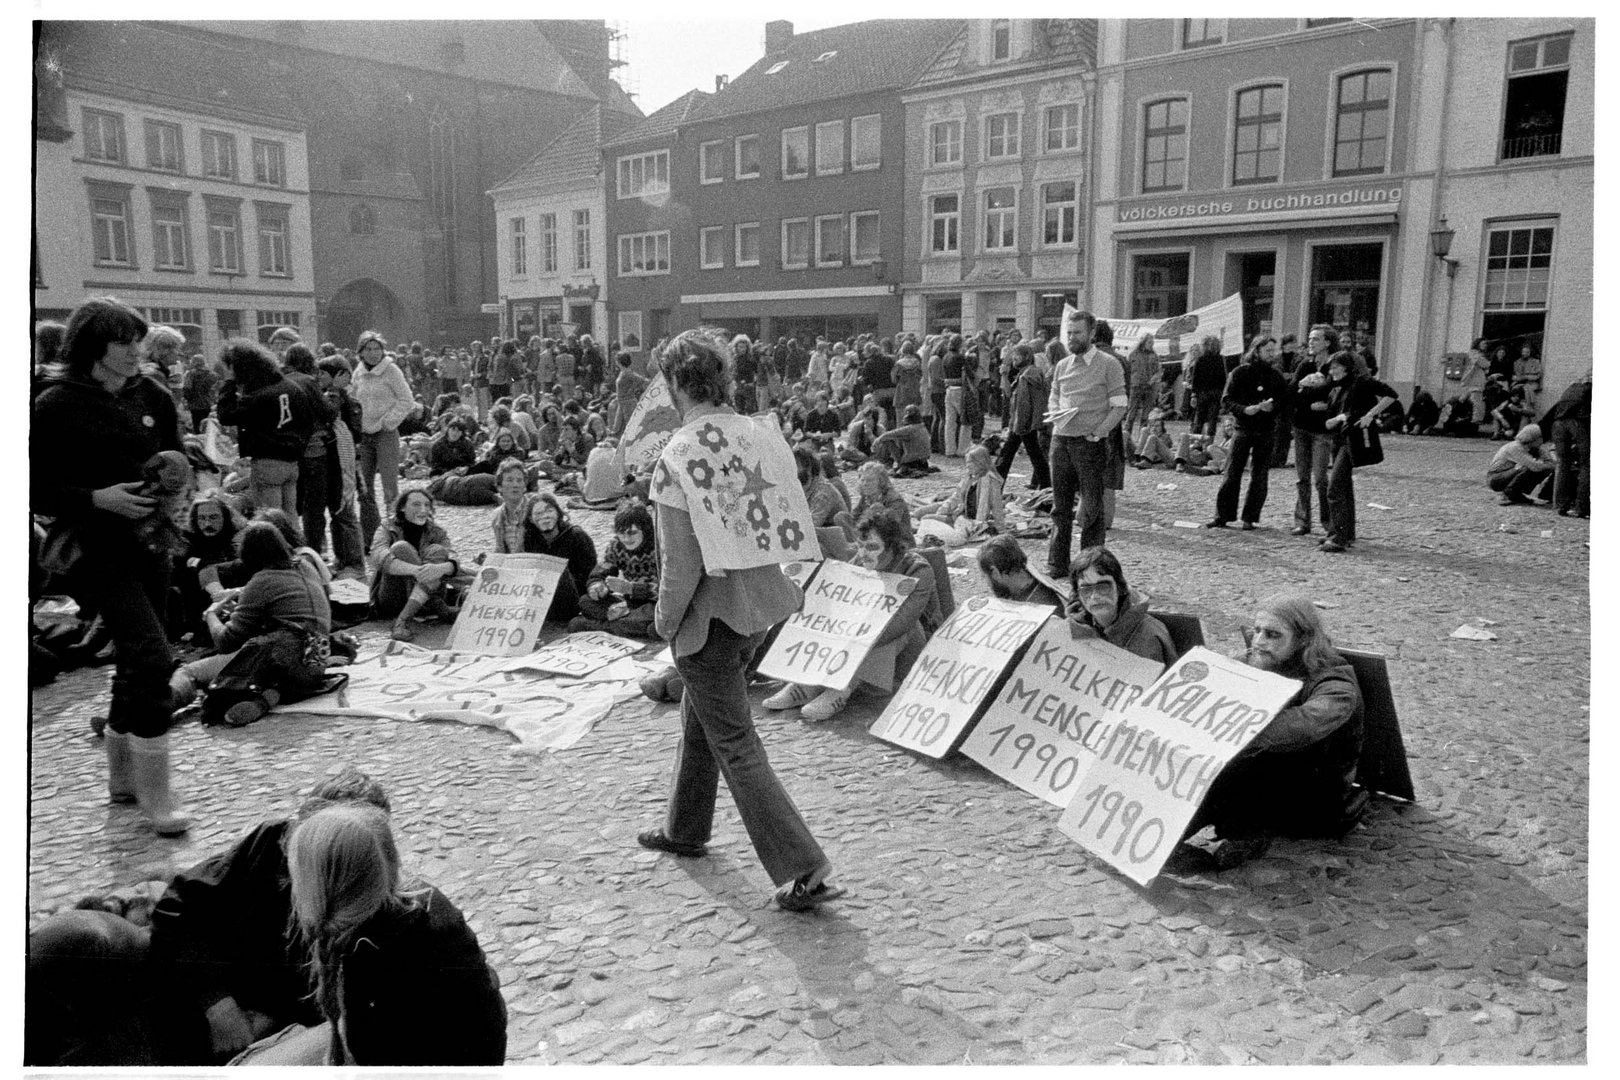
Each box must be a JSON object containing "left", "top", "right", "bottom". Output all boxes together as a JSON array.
[{"left": 1429, "top": 218, "right": 1460, "bottom": 279}]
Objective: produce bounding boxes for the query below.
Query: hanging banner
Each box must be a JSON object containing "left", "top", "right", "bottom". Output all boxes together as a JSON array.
[
  {"left": 1063, "top": 293, "right": 1245, "bottom": 358},
  {"left": 613, "top": 370, "right": 682, "bottom": 475},
  {"left": 1056, "top": 647, "right": 1301, "bottom": 886},
  {"left": 510, "top": 630, "right": 645, "bottom": 678},
  {"left": 962, "top": 625, "right": 1166, "bottom": 807},
  {"left": 868, "top": 597, "right": 1050, "bottom": 759},
  {"left": 445, "top": 553, "right": 567, "bottom": 655},
  {"left": 756, "top": 560, "right": 912, "bottom": 692}
]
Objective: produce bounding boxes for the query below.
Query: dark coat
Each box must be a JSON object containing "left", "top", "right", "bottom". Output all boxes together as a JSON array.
[
  {"left": 217, "top": 376, "right": 316, "bottom": 461},
  {"left": 1065, "top": 591, "right": 1176, "bottom": 666}
]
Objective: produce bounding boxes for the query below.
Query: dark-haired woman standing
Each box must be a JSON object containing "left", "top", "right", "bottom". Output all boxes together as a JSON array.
[{"left": 216, "top": 339, "right": 315, "bottom": 516}]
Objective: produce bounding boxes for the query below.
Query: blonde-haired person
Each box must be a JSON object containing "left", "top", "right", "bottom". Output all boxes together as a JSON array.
[{"left": 913, "top": 444, "right": 1005, "bottom": 545}]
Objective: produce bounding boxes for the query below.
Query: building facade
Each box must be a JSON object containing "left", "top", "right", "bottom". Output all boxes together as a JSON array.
[
  {"left": 900, "top": 19, "right": 1096, "bottom": 340},
  {"left": 35, "top": 22, "right": 315, "bottom": 357}
]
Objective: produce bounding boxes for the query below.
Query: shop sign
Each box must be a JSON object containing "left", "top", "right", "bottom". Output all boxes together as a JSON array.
[{"left": 1117, "top": 182, "right": 1402, "bottom": 229}]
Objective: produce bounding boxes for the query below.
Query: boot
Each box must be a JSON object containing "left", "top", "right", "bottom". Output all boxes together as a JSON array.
[
  {"left": 128, "top": 733, "right": 191, "bottom": 836},
  {"left": 104, "top": 729, "right": 136, "bottom": 804}
]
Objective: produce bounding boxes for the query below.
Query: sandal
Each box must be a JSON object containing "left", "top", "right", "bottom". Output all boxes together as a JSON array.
[{"left": 636, "top": 829, "right": 707, "bottom": 857}]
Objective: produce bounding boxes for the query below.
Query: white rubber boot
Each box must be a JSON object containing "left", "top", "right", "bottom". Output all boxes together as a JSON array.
[
  {"left": 104, "top": 729, "right": 136, "bottom": 804},
  {"left": 128, "top": 733, "right": 191, "bottom": 836}
]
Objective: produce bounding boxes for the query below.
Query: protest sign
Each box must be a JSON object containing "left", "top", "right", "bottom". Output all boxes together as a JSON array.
[
  {"left": 868, "top": 597, "right": 1049, "bottom": 759},
  {"left": 756, "top": 560, "right": 911, "bottom": 692},
  {"left": 963, "top": 625, "right": 1165, "bottom": 806},
  {"left": 511, "top": 630, "right": 645, "bottom": 678},
  {"left": 446, "top": 554, "right": 567, "bottom": 655},
  {"left": 614, "top": 370, "right": 682, "bottom": 474},
  {"left": 1064, "top": 293, "right": 1245, "bottom": 358},
  {"left": 1056, "top": 646, "right": 1301, "bottom": 885}
]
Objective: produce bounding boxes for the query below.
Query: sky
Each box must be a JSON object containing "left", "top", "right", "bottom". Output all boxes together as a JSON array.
[{"left": 620, "top": 18, "right": 844, "bottom": 115}]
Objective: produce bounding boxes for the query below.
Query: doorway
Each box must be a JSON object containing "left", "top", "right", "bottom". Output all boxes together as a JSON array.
[{"left": 1229, "top": 251, "right": 1276, "bottom": 338}]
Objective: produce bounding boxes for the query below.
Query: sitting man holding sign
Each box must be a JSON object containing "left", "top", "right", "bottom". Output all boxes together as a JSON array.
[
  {"left": 1065, "top": 547, "right": 1176, "bottom": 665},
  {"left": 1166, "top": 594, "right": 1364, "bottom": 872},
  {"left": 977, "top": 535, "right": 1064, "bottom": 611}
]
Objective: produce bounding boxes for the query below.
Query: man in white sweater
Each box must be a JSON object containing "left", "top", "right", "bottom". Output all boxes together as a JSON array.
[{"left": 350, "top": 331, "right": 416, "bottom": 546}]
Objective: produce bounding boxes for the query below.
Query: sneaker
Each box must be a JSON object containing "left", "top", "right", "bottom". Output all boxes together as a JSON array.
[
  {"left": 1240, "top": 521, "right": 1257, "bottom": 531},
  {"left": 800, "top": 687, "right": 852, "bottom": 722},
  {"left": 1290, "top": 526, "right": 1311, "bottom": 536},
  {"left": 763, "top": 682, "right": 821, "bottom": 710},
  {"left": 1319, "top": 540, "right": 1348, "bottom": 553}
]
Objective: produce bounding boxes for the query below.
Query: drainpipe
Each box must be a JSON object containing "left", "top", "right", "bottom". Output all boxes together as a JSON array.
[{"left": 1417, "top": 18, "right": 1456, "bottom": 393}]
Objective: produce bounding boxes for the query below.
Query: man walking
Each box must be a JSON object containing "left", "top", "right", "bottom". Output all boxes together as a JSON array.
[
  {"left": 1207, "top": 335, "right": 1289, "bottom": 530},
  {"left": 1045, "top": 311, "right": 1126, "bottom": 576}
]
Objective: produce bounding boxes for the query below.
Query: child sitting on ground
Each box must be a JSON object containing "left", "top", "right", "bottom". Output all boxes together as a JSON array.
[{"left": 567, "top": 502, "right": 658, "bottom": 638}]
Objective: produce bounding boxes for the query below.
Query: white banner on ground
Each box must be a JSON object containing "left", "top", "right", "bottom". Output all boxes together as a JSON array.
[
  {"left": 868, "top": 597, "right": 1050, "bottom": 759},
  {"left": 1064, "top": 293, "right": 1245, "bottom": 357},
  {"left": 509, "top": 630, "right": 645, "bottom": 678},
  {"left": 756, "top": 560, "right": 911, "bottom": 692},
  {"left": 1056, "top": 646, "right": 1301, "bottom": 885},
  {"left": 962, "top": 625, "right": 1166, "bottom": 807},
  {"left": 446, "top": 553, "right": 567, "bottom": 655},
  {"left": 613, "top": 370, "right": 682, "bottom": 475}
]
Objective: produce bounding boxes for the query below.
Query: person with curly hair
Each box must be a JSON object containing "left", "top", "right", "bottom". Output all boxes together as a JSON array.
[{"left": 369, "top": 490, "right": 461, "bottom": 641}]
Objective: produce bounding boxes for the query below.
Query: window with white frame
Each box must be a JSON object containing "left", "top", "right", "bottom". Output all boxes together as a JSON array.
[
  {"left": 574, "top": 209, "right": 591, "bottom": 270},
  {"left": 150, "top": 196, "right": 190, "bottom": 270},
  {"left": 735, "top": 222, "right": 761, "bottom": 266},
  {"left": 735, "top": 134, "right": 761, "bottom": 179},
  {"left": 1044, "top": 103, "right": 1080, "bottom": 152},
  {"left": 929, "top": 194, "right": 960, "bottom": 254},
  {"left": 1142, "top": 98, "right": 1189, "bottom": 192},
  {"left": 982, "top": 187, "right": 1017, "bottom": 250},
  {"left": 814, "top": 214, "right": 844, "bottom": 266},
  {"left": 700, "top": 140, "right": 727, "bottom": 183},
  {"left": 256, "top": 203, "right": 291, "bottom": 276},
  {"left": 1233, "top": 84, "right": 1285, "bottom": 185},
  {"left": 83, "top": 109, "right": 126, "bottom": 163},
  {"left": 781, "top": 218, "right": 810, "bottom": 269},
  {"left": 1041, "top": 182, "right": 1077, "bottom": 246},
  {"left": 851, "top": 114, "right": 881, "bottom": 169},
  {"left": 1484, "top": 223, "right": 1555, "bottom": 311},
  {"left": 1333, "top": 70, "right": 1392, "bottom": 177},
  {"left": 700, "top": 226, "right": 726, "bottom": 269},
  {"left": 510, "top": 217, "right": 526, "bottom": 275},
  {"left": 781, "top": 126, "right": 810, "bottom": 179},
  {"left": 617, "top": 231, "right": 670, "bottom": 276},
  {"left": 1500, "top": 32, "right": 1573, "bottom": 161},
  {"left": 89, "top": 183, "right": 134, "bottom": 266},
  {"left": 984, "top": 112, "right": 1021, "bottom": 159},
  {"left": 616, "top": 150, "right": 670, "bottom": 199},
  {"left": 929, "top": 120, "right": 963, "bottom": 166},
  {"left": 539, "top": 213, "right": 558, "bottom": 272},
  {"left": 849, "top": 211, "right": 880, "bottom": 264},
  {"left": 1183, "top": 18, "right": 1226, "bottom": 48},
  {"left": 205, "top": 199, "right": 243, "bottom": 273},
  {"left": 815, "top": 120, "right": 845, "bottom": 174},
  {"left": 253, "top": 139, "right": 286, "bottom": 186},
  {"left": 201, "top": 130, "right": 236, "bottom": 179},
  {"left": 145, "top": 120, "right": 182, "bottom": 172}
]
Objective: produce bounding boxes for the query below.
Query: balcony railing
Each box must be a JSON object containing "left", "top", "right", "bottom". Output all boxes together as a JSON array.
[{"left": 1500, "top": 131, "right": 1563, "bottom": 161}]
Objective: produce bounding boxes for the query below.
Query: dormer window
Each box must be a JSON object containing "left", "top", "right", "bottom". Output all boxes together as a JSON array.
[
  {"left": 814, "top": 51, "right": 837, "bottom": 62},
  {"left": 767, "top": 61, "right": 790, "bottom": 75},
  {"left": 992, "top": 20, "right": 1011, "bottom": 61}
]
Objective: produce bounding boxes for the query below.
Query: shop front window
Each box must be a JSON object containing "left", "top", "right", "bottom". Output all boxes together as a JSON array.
[
  {"left": 1132, "top": 253, "right": 1190, "bottom": 318},
  {"left": 1309, "top": 243, "right": 1382, "bottom": 338}
]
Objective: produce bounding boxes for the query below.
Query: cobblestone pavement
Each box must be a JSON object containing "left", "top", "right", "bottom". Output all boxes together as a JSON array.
[{"left": 28, "top": 424, "right": 1588, "bottom": 1064}]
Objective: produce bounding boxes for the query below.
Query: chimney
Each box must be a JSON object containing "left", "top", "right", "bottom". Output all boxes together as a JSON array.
[
  {"left": 765, "top": 20, "right": 793, "bottom": 55},
  {"left": 715, "top": 74, "right": 729, "bottom": 93}
]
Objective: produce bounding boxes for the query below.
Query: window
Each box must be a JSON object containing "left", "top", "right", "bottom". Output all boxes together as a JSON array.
[
  {"left": 735, "top": 222, "right": 761, "bottom": 266},
  {"left": 252, "top": 139, "right": 286, "bottom": 186},
  {"left": 700, "top": 139, "right": 727, "bottom": 183},
  {"left": 510, "top": 217, "right": 527, "bottom": 275},
  {"left": 538, "top": 213, "right": 558, "bottom": 273},
  {"left": 982, "top": 187, "right": 1017, "bottom": 250},
  {"left": 815, "top": 120, "right": 845, "bottom": 175},
  {"left": 851, "top": 114, "right": 881, "bottom": 170},
  {"left": 256, "top": 311, "right": 301, "bottom": 345},
  {"left": 850, "top": 211, "right": 880, "bottom": 264},
  {"left": 349, "top": 204, "right": 376, "bottom": 235},
  {"left": 617, "top": 311, "right": 643, "bottom": 351},
  {"left": 1484, "top": 224, "right": 1555, "bottom": 311},
  {"left": 1501, "top": 33, "right": 1573, "bottom": 160},
  {"left": 929, "top": 120, "right": 963, "bottom": 166},
  {"left": 205, "top": 199, "right": 243, "bottom": 273},
  {"left": 1307, "top": 18, "right": 1352, "bottom": 28},
  {"left": 617, "top": 231, "right": 670, "bottom": 276},
  {"left": 1233, "top": 85, "right": 1284, "bottom": 185},
  {"left": 984, "top": 112, "right": 1021, "bottom": 159},
  {"left": 574, "top": 210, "right": 591, "bottom": 270},
  {"left": 1183, "top": 19, "right": 1226, "bottom": 48},
  {"left": 992, "top": 19, "right": 1011, "bottom": 60},
  {"left": 1042, "top": 182, "right": 1077, "bottom": 246},
  {"left": 150, "top": 196, "right": 190, "bottom": 270},
  {"left": 88, "top": 184, "right": 134, "bottom": 266},
  {"left": 144, "top": 308, "right": 205, "bottom": 353},
  {"left": 814, "top": 214, "right": 844, "bottom": 266},
  {"left": 929, "top": 194, "right": 960, "bottom": 254},
  {"left": 735, "top": 135, "right": 761, "bottom": 179},
  {"left": 1333, "top": 70, "right": 1392, "bottom": 177},
  {"left": 144, "top": 120, "right": 182, "bottom": 172},
  {"left": 202, "top": 131, "right": 237, "bottom": 179},
  {"left": 1043, "top": 103, "right": 1081, "bottom": 153},
  {"left": 617, "top": 150, "right": 670, "bottom": 200},
  {"left": 1142, "top": 98, "right": 1189, "bottom": 192},
  {"left": 1133, "top": 254, "right": 1190, "bottom": 318},
  {"left": 83, "top": 109, "right": 126, "bottom": 163},
  {"left": 256, "top": 203, "right": 290, "bottom": 276},
  {"left": 781, "top": 126, "right": 810, "bottom": 179},
  {"left": 781, "top": 218, "right": 810, "bottom": 269},
  {"left": 700, "top": 226, "right": 726, "bottom": 269}
]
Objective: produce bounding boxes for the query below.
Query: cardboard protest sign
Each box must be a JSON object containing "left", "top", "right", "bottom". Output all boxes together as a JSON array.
[
  {"left": 446, "top": 554, "right": 568, "bottom": 655},
  {"left": 651, "top": 411, "right": 821, "bottom": 569},
  {"left": 614, "top": 370, "right": 682, "bottom": 474},
  {"left": 963, "top": 625, "right": 1165, "bottom": 806},
  {"left": 1056, "top": 646, "right": 1301, "bottom": 885},
  {"left": 1067, "top": 293, "right": 1245, "bottom": 357},
  {"left": 509, "top": 630, "right": 644, "bottom": 678},
  {"left": 868, "top": 597, "right": 1049, "bottom": 759},
  {"left": 756, "top": 560, "right": 912, "bottom": 692}
]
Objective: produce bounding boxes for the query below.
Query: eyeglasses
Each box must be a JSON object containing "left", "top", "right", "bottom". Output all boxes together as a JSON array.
[{"left": 1074, "top": 578, "right": 1117, "bottom": 597}]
